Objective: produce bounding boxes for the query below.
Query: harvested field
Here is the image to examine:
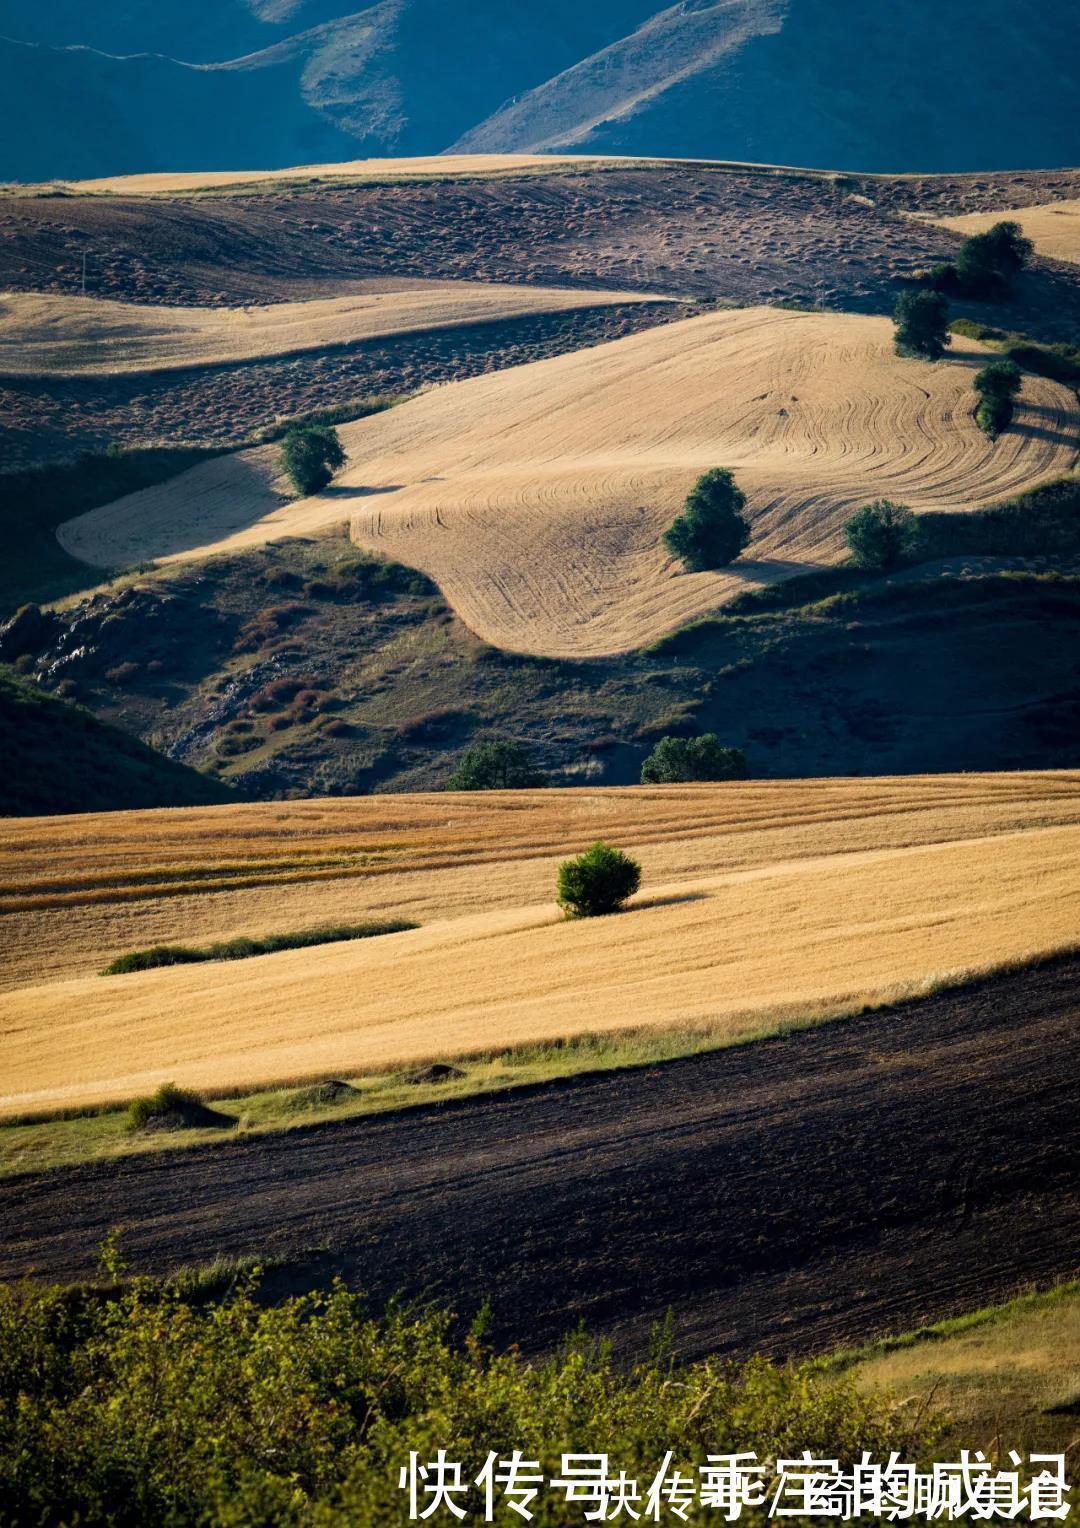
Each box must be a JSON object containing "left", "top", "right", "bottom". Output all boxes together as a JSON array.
[
  {"left": 934, "top": 200, "right": 1080, "bottom": 269},
  {"left": 1, "top": 772, "right": 1078, "bottom": 1116},
  {"left": 0, "top": 279, "right": 658, "bottom": 379},
  {"left": 57, "top": 308, "right": 1080, "bottom": 657},
  {"left": 2, "top": 956, "right": 1078, "bottom": 1365},
  {"left": 48, "top": 154, "right": 611, "bottom": 198}
]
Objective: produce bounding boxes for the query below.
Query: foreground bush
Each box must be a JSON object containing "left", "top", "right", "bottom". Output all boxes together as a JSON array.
[
  {"left": 641, "top": 735, "right": 749, "bottom": 784},
  {"left": 448, "top": 739, "right": 547, "bottom": 791},
  {"left": 557, "top": 841, "right": 642, "bottom": 918},
  {"left": 0, "top": 1280, "right": 928, "bottom": 1526},
  {"left": 664, "top": 469, "right": 751, "bottom": 571},
  {"left": 844, "top": 500, "right": 919, "bottom": 572},
  {"left": 280, "top": 423, "right": 347, "bottom": 496}
]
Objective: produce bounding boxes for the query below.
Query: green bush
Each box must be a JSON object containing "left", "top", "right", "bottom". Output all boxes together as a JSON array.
[
  {"left": 103, "top": 921, "right": 416, "bottom": 975},
  {"left": 448, "top": 740, "right": 547, "bottom": 791},
  {"left": 915, "top": 476, "right": 1080, "bottom": 560},
  {"left": 844, "top": 500, "right": 919, "bottom": 572},
  {"left": 280, "top": 424, "right": 347, "bottom": 496},
  {"left": 663, "top": 469, "right": 751, "bottom": 571},
  {"left": 894, "top": 290, "right": 951, "bottom": 361},
  {"left": 0, "top": 1280, "right": 930, "bottom": 1526},
  {"left": 973, "top": 358, "right": 1023, "bottom": 438},
  {"left": 641, "top": 734, "right": 749, "bottom": 784},
  {"left": 127, "top": 1082, "right": 207, "bottom": 1131},
  {"left": 955, "top": 220, "right": 1034, "bottom": 297},
  {"left": 557, "top": 841, "right": 642, "bottom": 917}
]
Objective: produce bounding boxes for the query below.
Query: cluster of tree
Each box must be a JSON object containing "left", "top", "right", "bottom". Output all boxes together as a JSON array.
[
  {"left": 447, "top": 739, "right": 548, "bottom": 791},
  {"left": 279, "top": 423, "right": 346, "bottom": 496},
  {"left": 844, "top": 499, "right": 919, "bottom": 572},
  {"left": 663, "top": 468, "right": 751, "bottom": 571},
  {"left": 640, "top": 733, "right": 748, "bottom": 784},
  {"left": 926, "top": 220, "right": 1034, "bottom": 300},
  {"left": 893, "top": 289, "right": 952, "bottom": 361},
  {"left": 973, "top": 357, "right": 1023, "bottom": 438}
]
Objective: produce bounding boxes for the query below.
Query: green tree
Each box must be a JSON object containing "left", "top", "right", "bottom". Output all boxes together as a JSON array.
[
  {"left": 663, "top": 468, "right": 751, "bottom": 572},
  {"left": 448, "top": 739, "right": 547, "bottom": 791},
  {"left": 893, "top": 290, "right": 951, "bottom": 361},
  {"left": 280, "top": 424, "right": 346, "bottom": 496},
  {"left": 844, "top": 500, "right": 919, "bottom": 572},
  {"left": 955, "top": 220, "right": 1034, "bottom": 297},
  {"left": 641, "top": 734, "right": 749, "bottom": 784},
  {"left": 973, "top": 357, "right": 1023, "bottom": 438},
  {"left": 557, "top": 841, "right": 642, "bottom": 917}
]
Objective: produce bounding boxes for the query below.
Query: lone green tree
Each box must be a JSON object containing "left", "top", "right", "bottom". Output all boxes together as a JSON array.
[
  {"left": 893, "top": 290, "right": 951, "bottom": 361},
  {"left": 280, "top": 424, "right": 346, "bottom": 496},
  {"left": 844, "top": 500, "right": 919, "bottom": 572},
  {"left": 955, "top": 221, "right": 1034, "bottom": 297},
  {"left": 641, "top": 734, "right": 749, "bottom": 784},
  {"left": 557, "top": 841, "right": 641, "bottom": 918},
  {"left": 973, "top": 357, "right": 1022, "bottom": 437},
  {"left": 448, "top": 739, "right": 547, "bottom": 791},
  {"left": 663, "top": 469, "right": 751, "bottom": 571}
]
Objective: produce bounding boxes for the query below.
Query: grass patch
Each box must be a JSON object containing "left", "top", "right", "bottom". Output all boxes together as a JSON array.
[
  {"left": 4, "top": 946, "right": 1073, "bottom": 1179},
  {"left": 829, "top": 1283, "right": 1080, "bottom": 1458},
  {"left": 127, "top": 1083, "right": 234, "bottom": 1134},
  {"left": 101, "top": 919, "right": 418, "bottom": 975}
]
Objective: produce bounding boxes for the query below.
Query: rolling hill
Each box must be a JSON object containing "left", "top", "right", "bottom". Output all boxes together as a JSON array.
[
  {"left": 2, "top": 0, "right": 1079, "bottom": 182},
  {"left": 54, "top": 307, "right": 1080, "bottom": 657},
  {"left": 1, "top": 773, "right": 1078, "bottom": 1113}
]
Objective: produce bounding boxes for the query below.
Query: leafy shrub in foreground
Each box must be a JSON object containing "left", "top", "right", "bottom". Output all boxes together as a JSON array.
[
  {"left": 641, "top": 734, "right": 749, "bottom": 784},
  {"left": 664, "top": 469, "right": 751, "bottom": 571},
  {"left": 844, "top": 500, "right": 919, "bottom": 572},
  {"left": 557, "top": 841, "right": 642, "bottom": 917},
  {"left": 448, "top": 739, "right": 547, "bottom": 791},
  {"left": 280, "top": 423, "right": 347, "bottom": 496},
  {"left": 0, "top": 1280, "right": 930, "bottom": 1526},
  {"left": 893, "top": 290, "right": 951, "bottom": 361}
]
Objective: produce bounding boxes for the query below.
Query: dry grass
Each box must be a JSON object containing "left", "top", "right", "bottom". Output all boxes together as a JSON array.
[
  {"left": 850, "top": 1284, "right": 1080, "bottom": 1457},
  {"left": 56, "top": 308, "right": 1079, "bottom": 657},
  {"left": 0, "top": 773, "right": 1077, "bottom": 1117},
  {"left": 45, "top": 154, "right": 615, "bottom": 198},
  {"left": 0, "top": 280, "right": 660, "bottom": 379},
  {"left": 935, "top": 201, "right": 1080, "bottom": 268}
]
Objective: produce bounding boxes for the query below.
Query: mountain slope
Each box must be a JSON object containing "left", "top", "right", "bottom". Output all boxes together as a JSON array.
[
  {"left": 0, "top": 665, "right": 232, "bottom": 817},
  {"left": 1, "top": 0, "right": 1078, "bottom": 181}
]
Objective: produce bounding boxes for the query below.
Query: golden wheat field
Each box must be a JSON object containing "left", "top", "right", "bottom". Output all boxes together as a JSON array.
[
  {"left": 935, "top": 200, "right": 1080, "bottom": 267},
  {"left": 1, "top": 773, "right": 1078, "bottom": 1117},
  {"left": 0, "top": 280, "right": 658, "bottom": 379},
  {"left": 46, "top": 153, "right": 611, "bottom": 198},
  {"left": 57, "top": 307, "right": 1079, "bottom": 657}
]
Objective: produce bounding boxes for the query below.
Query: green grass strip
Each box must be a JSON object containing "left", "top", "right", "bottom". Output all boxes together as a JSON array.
[{"left": 101, "top": 920, "right": 417, "bottom": 975}]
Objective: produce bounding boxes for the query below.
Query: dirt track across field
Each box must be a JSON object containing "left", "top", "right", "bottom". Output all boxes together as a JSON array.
[{"left": 3, "top": 957, "right": 1078, "bottom": 1362}]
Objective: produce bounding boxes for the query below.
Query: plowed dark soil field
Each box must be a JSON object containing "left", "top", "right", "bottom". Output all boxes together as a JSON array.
[{"left": 3, "top": 957, "right": 1077, "bottom": 1361}]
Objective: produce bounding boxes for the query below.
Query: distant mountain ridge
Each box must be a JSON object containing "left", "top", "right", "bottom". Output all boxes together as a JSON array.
[{"left": 2, "top": 0, "right": 1079, "bottom": 182}]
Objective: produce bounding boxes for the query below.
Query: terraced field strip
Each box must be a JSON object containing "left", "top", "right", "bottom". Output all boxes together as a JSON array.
[
  {"left": 934, "top": 200, "right": 1080, "bottom": 268},
  {"left": 57, "top": 308, "right": 1079, "bottom": 657},
  {"left": 0, "top": 280, "right": 664, "bottom": 379},
  {"left": 1, "top": 773, "right": 1077, "bottom": 1114}
]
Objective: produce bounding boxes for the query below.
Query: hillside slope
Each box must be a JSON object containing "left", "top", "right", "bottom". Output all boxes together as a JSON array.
[
  {"left": 2, "top": 0, "right": 1078, "bottom": 181},
  {"left": 0, "top": 665, "right": 231, "bottom": 817}
]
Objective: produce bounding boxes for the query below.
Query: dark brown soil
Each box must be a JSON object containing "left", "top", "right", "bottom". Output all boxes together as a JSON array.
[{"left": 3, "top": 956, "right": 1077, "bottom": 1362}]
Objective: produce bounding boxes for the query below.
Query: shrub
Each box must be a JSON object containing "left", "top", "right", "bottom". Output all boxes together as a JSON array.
[
  {"left": 844, "top": 500, "right": 919, "bottom": 572},
  {"left": 448, "top": 739, "right": 547, "bottom": 791},
  {"left": 279, "top": 424, "right": 346, "bottom": 496},
  {"left": 973, "top": 358, "right": 1023, "bottom": 438},
  {"left": 127, "top": 1082, "right": 209, "bottom": 1131},
  {"left": 641, "top": 734, "right": 749, "bottom": 784},
  {"left": 103, "top": 921, "right": 417, "bottom": 975},
  {"left": 664, "top": 469, "right": 751, "bottom": 571},
  {"left": 557, "top": 841, "right": 642, "bottom": 917},
  {"left": 0, "top": 1280, "right": 931, "bottom": 1526},
  {"left": 893, "top": 290, "right": 951, "bottom": 360},
  {"left": 955, "top": 220, "right": 1033, "bottom": 297},
  {"left": 104, "top": 660, "right": 140, "bottom": 685}
]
